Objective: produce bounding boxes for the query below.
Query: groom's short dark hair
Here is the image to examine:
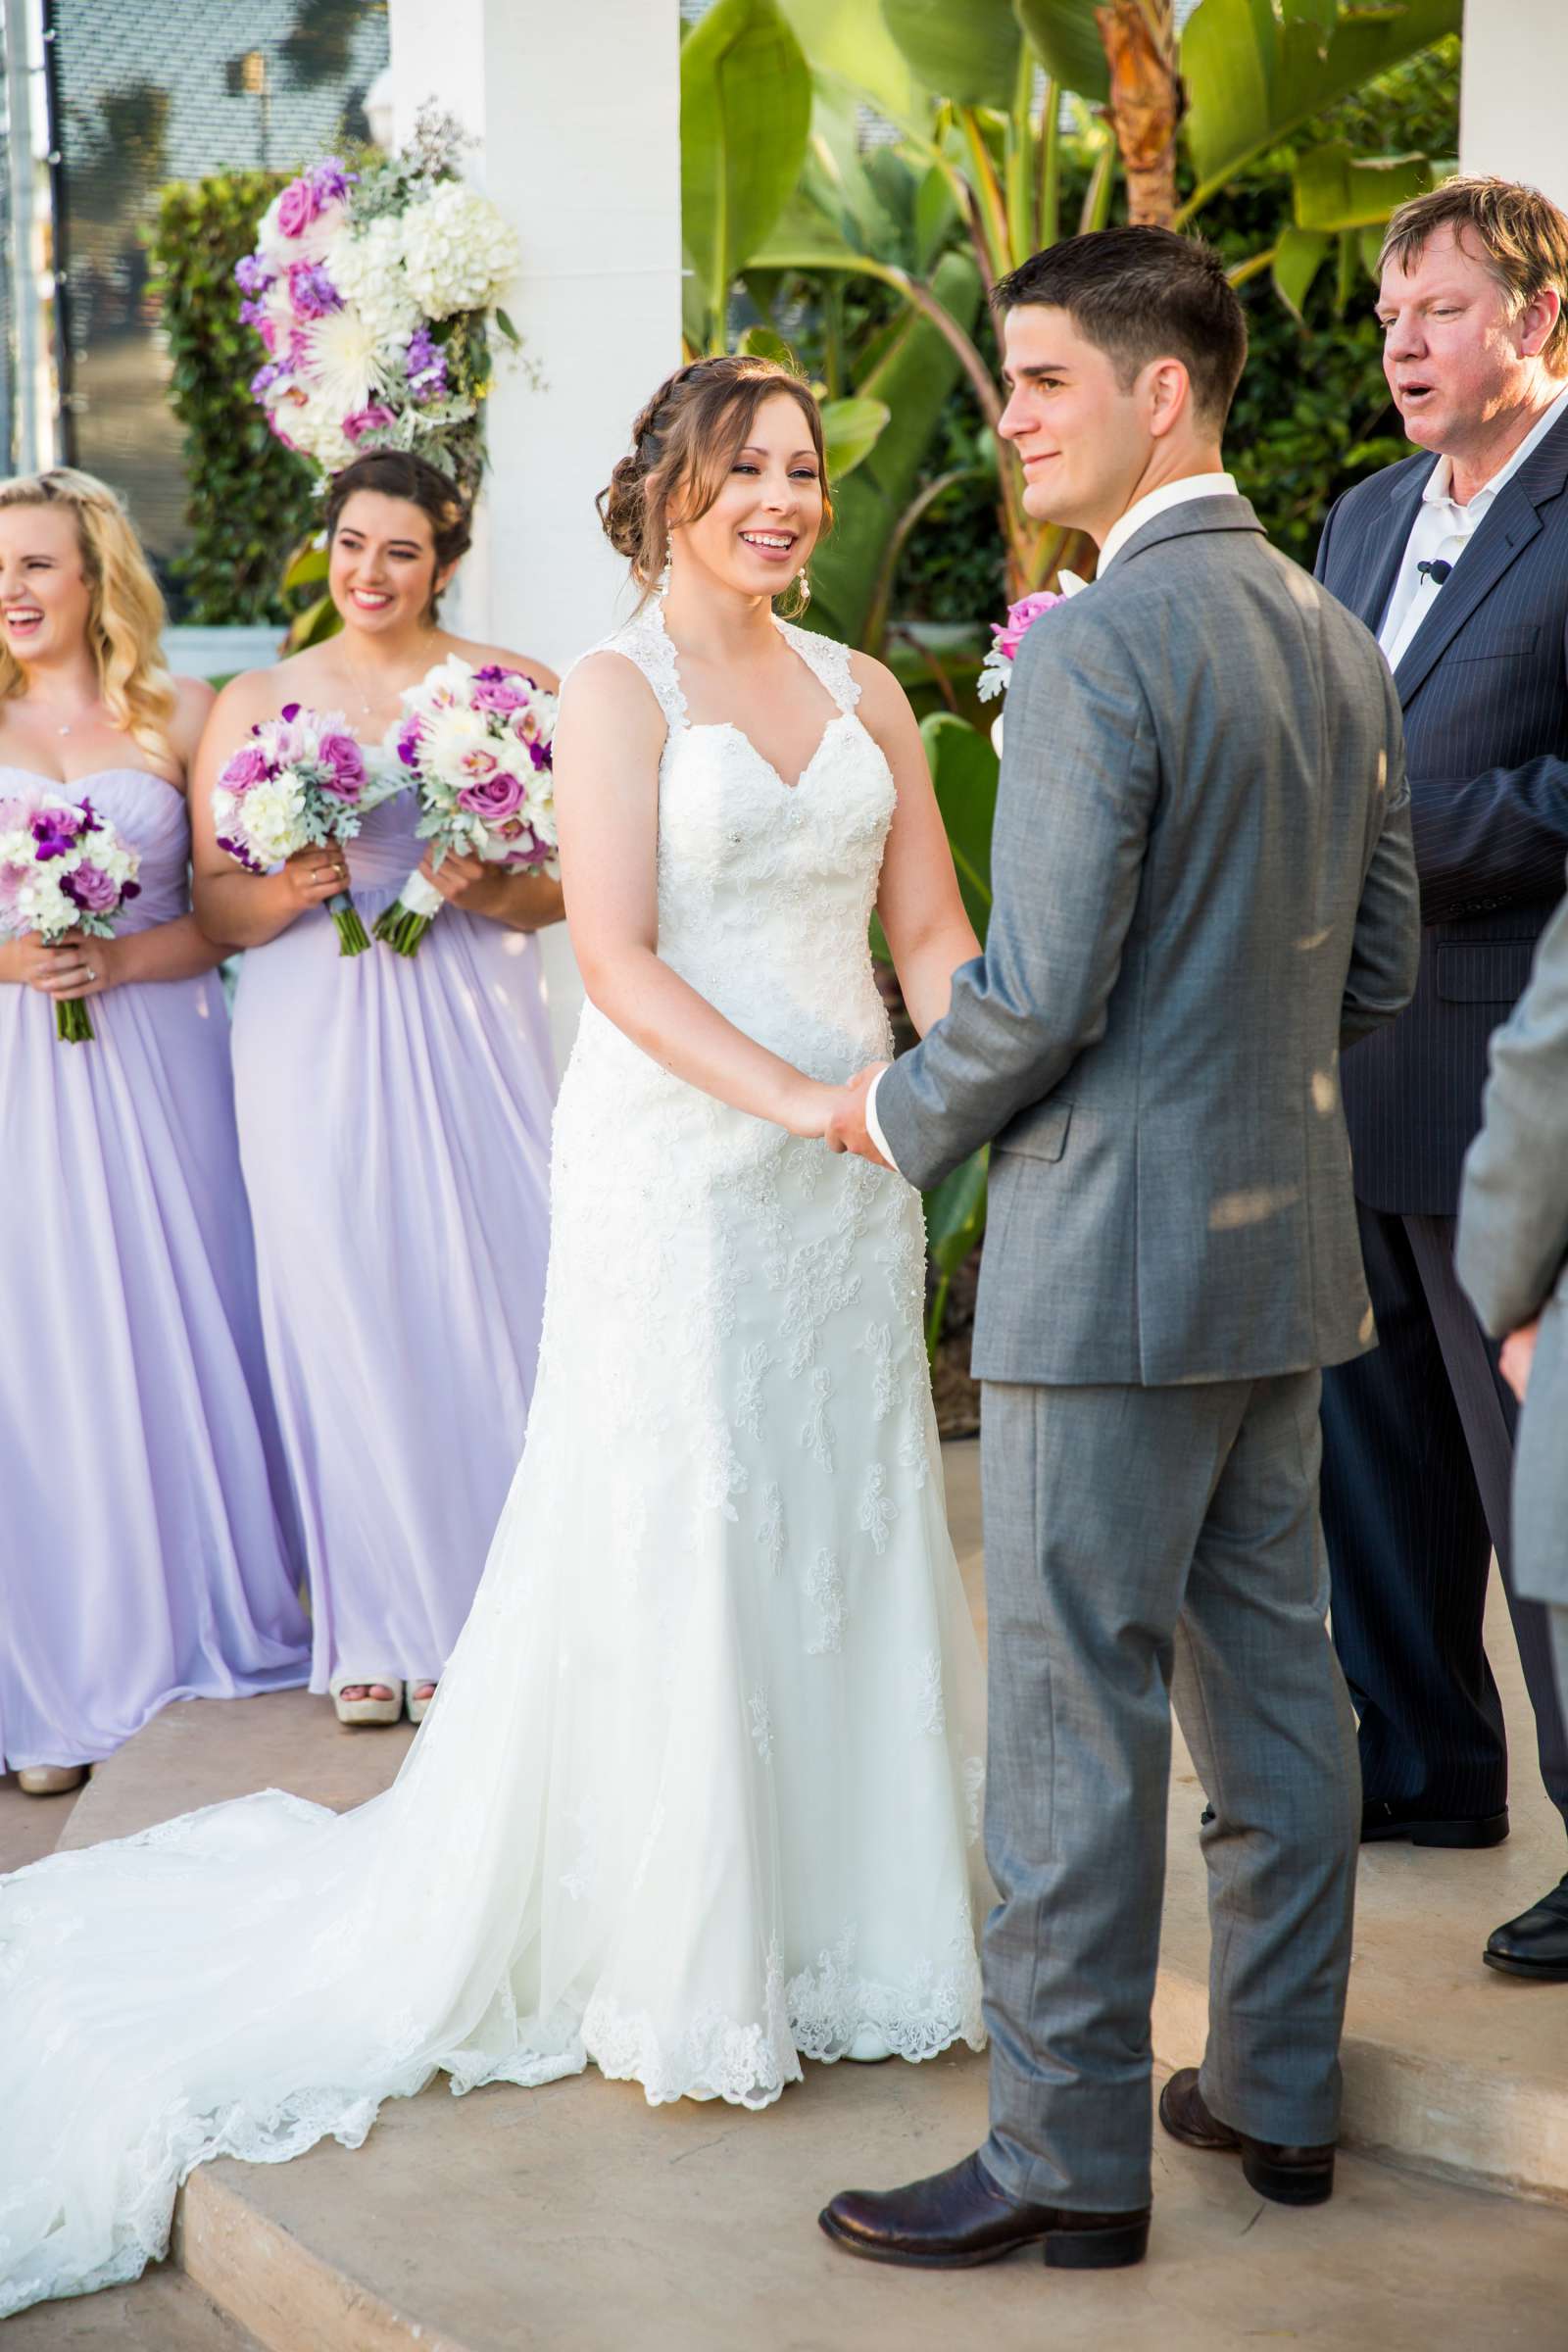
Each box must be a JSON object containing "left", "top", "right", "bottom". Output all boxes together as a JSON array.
[{"left": 995, "top": 227, "right": 1248, "bottom": 431}]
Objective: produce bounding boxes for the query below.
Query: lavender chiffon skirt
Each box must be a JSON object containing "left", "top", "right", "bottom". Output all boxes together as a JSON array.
[
  {"left": 0, "top": 772, "right": 311, "bottom": 1772},
  {"left": 229, "top": 822, "right": 557, "bottom": 1690}
]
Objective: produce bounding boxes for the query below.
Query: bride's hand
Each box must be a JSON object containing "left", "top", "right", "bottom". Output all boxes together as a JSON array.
[
  {"left": 780, "top": 1073, "right": 836, "bottom": 1138},
  {"left": 823, "top": 1064, "right": 892, "bottom": 1166}
]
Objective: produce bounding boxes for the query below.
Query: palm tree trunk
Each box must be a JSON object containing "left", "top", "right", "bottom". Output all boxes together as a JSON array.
[{"left": 1096, "top": 0, "right": 1180, "bottom": 230}]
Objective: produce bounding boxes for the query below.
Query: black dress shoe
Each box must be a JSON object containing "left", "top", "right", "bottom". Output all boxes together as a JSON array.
[
  {"left": 1158, "top": 2068, "right": 1335, "bottom": 2205},
  {"left": 819, "top": 2150, "right": 1150, "bottom": 2271},
  {"left": 1484, "top": 1872, "right": 1568, "bottom": 1980},
  {"left": 1360, "top": 1798, "right": 1509, "bottom": 1848}
]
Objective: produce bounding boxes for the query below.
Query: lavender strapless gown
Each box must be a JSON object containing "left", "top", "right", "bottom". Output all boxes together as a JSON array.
[
  {"left": 229, "top": 762, "right": 557, "bottom": 1690},
  {"left": 0, "top": 768, "right": 311, "bottom": 1772}
]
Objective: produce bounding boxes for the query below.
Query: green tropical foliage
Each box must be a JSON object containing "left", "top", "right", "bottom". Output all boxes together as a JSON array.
[
  {"left": 672, "top": 0, "right": 1461, "bottom": 1352},
  {"left": 145, "top": 172, "right": 318, "bottom": 624}
]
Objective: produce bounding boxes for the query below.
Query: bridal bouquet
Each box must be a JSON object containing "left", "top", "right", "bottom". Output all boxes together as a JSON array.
[
  {"left": 214, "top": 706, "right": 374, "bottom": 956},
  {"left": 236, "top": 107, "right": 522, "bottom": 493},
  {"left": 373, "top": 658, "right": 558, "bottom": 957},
  {"left": 0, "top": 786, "right": 141, "bottom": 1043}
]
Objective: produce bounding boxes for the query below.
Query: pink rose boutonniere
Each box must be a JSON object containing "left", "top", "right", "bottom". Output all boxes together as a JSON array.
[{"left": 976, "top": 573, "right": 1086, "bottom": 751}]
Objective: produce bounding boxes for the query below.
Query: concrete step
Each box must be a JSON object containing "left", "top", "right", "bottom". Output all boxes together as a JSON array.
[
  {"left": 13, "top": 1443, "right": 1568, "bottom": 2348},
  {"left": 169, "top": 2053, "right": 1566, "bottom": 2352},
  {"left": 3, "top": 2268, "right": 264, "bottom": 2351}
]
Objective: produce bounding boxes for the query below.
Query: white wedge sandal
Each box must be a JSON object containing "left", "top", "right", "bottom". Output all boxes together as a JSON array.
[
  {"left": 405, "top": 1680, "right": 437, "bottom": 1726},
  {"left": 328, "top": 1673, "right": 404, "bottom": 1727}
]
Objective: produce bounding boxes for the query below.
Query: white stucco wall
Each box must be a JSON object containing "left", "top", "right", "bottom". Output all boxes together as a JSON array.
[
  {"left": 387, "top": 0, "right": 683, "bottom": 1060},
  {"left": 1460, "top": 0, "right": 1568, "bottom": 208}
]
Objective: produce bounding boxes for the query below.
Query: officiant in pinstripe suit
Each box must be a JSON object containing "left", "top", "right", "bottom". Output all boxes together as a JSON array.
[{"left": 1316, "top": 178, "right": 1568, "bottom": 1977}]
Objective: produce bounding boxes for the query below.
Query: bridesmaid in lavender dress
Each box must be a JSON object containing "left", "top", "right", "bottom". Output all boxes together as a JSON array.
[
  {"left": 0, "top": 469, "right": 311, "bottom": 1797},
  {"left": 191, "top": 452, "right": 562, "bottom": 1729}
]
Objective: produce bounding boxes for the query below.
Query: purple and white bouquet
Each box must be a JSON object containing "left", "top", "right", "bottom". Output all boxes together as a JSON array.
[
  {"left": 236, "top": 108, "right": 521, "bottom": 494},
  {"left": 0, "top": 785, "right": 141, "bottom": 1043},
  {"left": 214, "top": 705, "right": 374, "bottom": 956},
  {"left": 373, "top": 656, "right": 558, "bottom": 957}
]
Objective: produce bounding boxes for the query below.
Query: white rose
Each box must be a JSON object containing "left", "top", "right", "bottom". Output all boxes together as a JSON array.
[{"left": 400, "top": 182, "right": 518, "bottom": 320}]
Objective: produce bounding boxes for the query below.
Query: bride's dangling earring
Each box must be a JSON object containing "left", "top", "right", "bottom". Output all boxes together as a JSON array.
[
  {"left": 796, "top": 566, "right": 811, "bottom": 612},
  {"left": 657, "top": 530, "right": 673, "bottom": 599}
]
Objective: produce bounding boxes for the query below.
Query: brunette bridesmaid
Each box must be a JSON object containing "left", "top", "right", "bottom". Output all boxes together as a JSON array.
[
  {"left": 191, "top": 452, "right": 561, "bottom": 1729},
  {"left": 0, "top": 469, "right": 311, "bottom": 1797}
]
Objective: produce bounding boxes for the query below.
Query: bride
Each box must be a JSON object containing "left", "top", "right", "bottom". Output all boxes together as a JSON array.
[{"left": 0, "top": 354, "right": 990, "bottom": 2317}]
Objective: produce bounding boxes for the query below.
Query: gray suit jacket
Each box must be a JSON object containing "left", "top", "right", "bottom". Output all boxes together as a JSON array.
[
  {"left": 876, "top": 494, "right": 1420, "bottom": 1386},
  {"left": 1455, "top": 871, "right": 1568, "bottom": 1605}
]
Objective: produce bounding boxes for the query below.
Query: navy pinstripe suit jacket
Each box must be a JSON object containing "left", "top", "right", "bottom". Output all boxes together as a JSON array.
[{"left": 1317, "top": 409, "right": 1568, "bottom": 1213}]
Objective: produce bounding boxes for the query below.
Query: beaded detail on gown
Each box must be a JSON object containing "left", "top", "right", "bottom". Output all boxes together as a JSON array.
[{"left": 0, "top": 616, "right": 988, "bottom": 2317}]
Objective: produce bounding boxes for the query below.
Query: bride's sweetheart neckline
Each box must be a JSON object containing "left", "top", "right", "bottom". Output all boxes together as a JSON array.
[{"left": 685, "top": 708, "right": 867, "bottom": 795}]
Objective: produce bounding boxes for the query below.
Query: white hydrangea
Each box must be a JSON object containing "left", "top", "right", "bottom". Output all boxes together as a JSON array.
[
  {"left": 323, "top": 217, "right": 420, "bottom": 344},
  {"left": 232, "top": 775, "right": 311, "bottom": 867},
  {"left": 401, "top": 182, "right": 518, "bottom": 319}
]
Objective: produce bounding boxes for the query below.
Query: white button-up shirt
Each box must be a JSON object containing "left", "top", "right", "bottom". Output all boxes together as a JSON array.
[
  {"left": 1378, "top": 379, "right": 1568, "bottom": 673},
  {"left": 863, "top": 471, "right": 1240, "bottom": 1175}
]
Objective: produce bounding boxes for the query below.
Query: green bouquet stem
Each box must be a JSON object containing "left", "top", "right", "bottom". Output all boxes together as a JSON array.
[
  {"left": 371, "top": 900, "right": 435, "bottom": 958},
  {"left": 326, "top": 890, "right": 370, "bottom": 957},
  {"left": 56, "top": 995, "right": 94, "bottom": 1045}
]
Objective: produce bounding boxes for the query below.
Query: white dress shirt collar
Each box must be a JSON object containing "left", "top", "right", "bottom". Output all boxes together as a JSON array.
[
  {"left": 1098, "top": 470, "right": 1240, "bottom": 574},
  {"left": 1420, "top": 376, "right": 1568, "bottom": 519}
]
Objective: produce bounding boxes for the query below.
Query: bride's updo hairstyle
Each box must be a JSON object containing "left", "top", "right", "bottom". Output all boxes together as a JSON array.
[
  {"left": 323, "top": 450, "right": 472, "bottom": 622},
  {"left": 598, "top": 354, "right": 832, "bottom": 612}
]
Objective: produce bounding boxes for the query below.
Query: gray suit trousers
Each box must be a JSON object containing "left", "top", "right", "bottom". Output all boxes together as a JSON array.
[{"left": 979, "top": 1373, "right": 1361, "bottom": 2213}]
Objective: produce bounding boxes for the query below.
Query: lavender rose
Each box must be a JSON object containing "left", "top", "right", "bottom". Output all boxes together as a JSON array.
[
  {"left": 275, "top": 177, "right": 319, "bottom": 239},
  {"left": 469, "top": 666, "right": 533, "bottom": 715},
  {"left": 456, "top": 771, "right": 526, "bottom": 821},
  {"left": 62, "top": 862, "right": 120, "bottom": 914},
  {"left": 316, "top": 732, "right": 368, "bottom": 801},
  {"left": 222, "top": 744, "right": 271, "bottom": 790}
]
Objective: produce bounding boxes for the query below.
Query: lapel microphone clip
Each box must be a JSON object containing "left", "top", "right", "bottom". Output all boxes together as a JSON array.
[{"left": 1416, "top": 558, "right": 1453, "bottom": 585}]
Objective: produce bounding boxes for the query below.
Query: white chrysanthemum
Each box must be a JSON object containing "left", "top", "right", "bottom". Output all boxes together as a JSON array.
[
  {"left": 323, "top": 218, "right": 420, "bottom": 344},
  {"left": 401, "top": 182, "right": 518, "bottom": 319},
  {"left": 301, "top": 305, "right": 398, "bottom": 411}
]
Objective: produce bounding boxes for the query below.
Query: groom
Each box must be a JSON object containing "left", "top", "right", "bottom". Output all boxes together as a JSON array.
[{"left": 817, "top": 227, "right": 1420, "bottom": 2269}]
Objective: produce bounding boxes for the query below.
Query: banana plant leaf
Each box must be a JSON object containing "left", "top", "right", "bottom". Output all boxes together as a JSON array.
[
  {"left": 681, "top": 0, "right": 813, "bottom": 346},
  {"left": 820, "top": 396, "right": 892, "bottom": 480},
  {"left": 880, "top": 0, "right": 1022, "bottom": 107},
  {"left": 1011, "top": 0, "right": 1111, "bottom": 104},
  {"left": 920, "top": 710, "right": 998, "bottom": 942},
  {"left": 1180, "top": 0, "right": 1463, "bottom": 214},
  {"left": 922, "top": 1145, "right": 989, "bottom": 1358}
]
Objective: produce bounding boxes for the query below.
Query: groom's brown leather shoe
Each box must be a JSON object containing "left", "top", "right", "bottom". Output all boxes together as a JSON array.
[
  {"left": 818, "top": 2150, "right": 1150, "bottom": 2270},
  {"left": 1158, "top": 2068, "right": 1335, "bottom": 2204}
]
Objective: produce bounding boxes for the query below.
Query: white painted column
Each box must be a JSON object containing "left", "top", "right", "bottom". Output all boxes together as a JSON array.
[
  {"left": 1459, "top": 0, "right": 1568, "bottom": 209},
  {"left": 387, "top": 0, "right": 683, "bottom": 1061}
]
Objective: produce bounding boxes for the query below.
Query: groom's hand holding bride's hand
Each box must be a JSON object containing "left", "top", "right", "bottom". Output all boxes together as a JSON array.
[{"left": 823, "top": 1063, "right": 892, "bottom": 1167}]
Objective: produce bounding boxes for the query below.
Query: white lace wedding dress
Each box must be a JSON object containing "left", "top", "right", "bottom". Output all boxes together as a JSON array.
[{"left": 0, "top": 609, "right": 988, "bottom": 2317}]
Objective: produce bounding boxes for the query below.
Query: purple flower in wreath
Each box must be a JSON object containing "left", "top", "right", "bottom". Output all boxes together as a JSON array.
[
  {"left": 275, "top": 176, "right": 320, "bottom": 240},
  {"left": 403, "top": 325, "right": 448, "bottom": 403},
  {"left": 286, "top": 261, "right": 342, "bottom": 320},
  {"left": 238, "top": 297, "right": 271, "bottom": 332},
  {"left": 309, "top": 158, "right": 354, "bottom": 207},
  {"left": 343, "top": 403, "right": 396, "bottom": 445},
  {"left": 234, "top": 253, "right": 273, "bottom": 299}
]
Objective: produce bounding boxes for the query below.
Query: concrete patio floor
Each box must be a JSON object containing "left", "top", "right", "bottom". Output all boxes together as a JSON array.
[{"left": 6, "top": 1441, "right": 1567, "bottom": 2348}]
